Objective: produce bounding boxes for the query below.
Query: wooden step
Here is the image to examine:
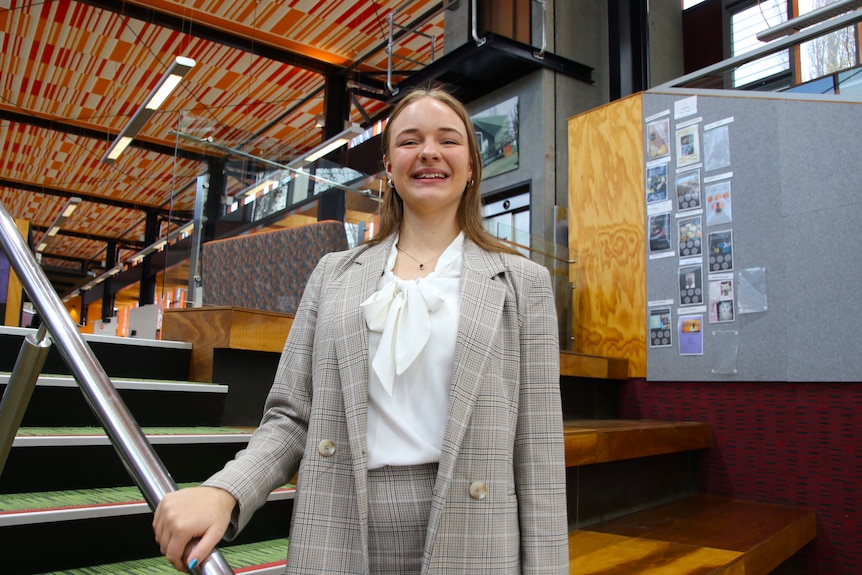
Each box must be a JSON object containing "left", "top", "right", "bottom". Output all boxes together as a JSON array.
[
  {"left": 563, "top": 419, "right": 711, "bottom": 467},
  {"left": 569, "top": 494, "right": 816, "bottom": 575},
  {"left": 560, "top": 350, "right": 628, "bottom": 379}
]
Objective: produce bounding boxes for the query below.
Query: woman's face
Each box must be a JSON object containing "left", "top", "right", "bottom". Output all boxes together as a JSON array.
[{"left": 384, "top": 97, "right": 473, "bottom": 220}]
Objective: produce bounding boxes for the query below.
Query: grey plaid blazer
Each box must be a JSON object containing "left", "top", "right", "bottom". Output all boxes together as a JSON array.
[{"left": 205, "top": 233, "right": 568, "bottom": 574}]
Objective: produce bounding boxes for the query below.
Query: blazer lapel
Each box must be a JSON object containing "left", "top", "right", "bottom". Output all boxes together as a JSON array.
[
  {"left": 424, "top": 240, "right": 508, "bottom": 555},
  {"left": 331, "top": 235, "right": 394, "bottom": 566}
]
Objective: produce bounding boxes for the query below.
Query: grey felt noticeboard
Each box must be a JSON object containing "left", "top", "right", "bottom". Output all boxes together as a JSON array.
[{"left": 642, "top": 91, "right": 862, "bottom": 382}]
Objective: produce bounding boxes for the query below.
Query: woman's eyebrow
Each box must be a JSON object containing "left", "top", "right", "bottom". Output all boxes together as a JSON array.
[{"left": 396, "top": 126, "right": 465, "bottom": 138}]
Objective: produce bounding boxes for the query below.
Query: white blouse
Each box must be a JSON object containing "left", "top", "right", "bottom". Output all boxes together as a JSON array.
[{"left": 360, "top": 233, "right": 464, "bottom": 470}]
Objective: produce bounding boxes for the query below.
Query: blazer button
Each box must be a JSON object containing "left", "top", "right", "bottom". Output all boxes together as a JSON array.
[
  {"left": 318, "top": 439, "right": 336, "bottom": 457},
  {"left": 469, "top": 481, "right": 488, "bottom": 500}
]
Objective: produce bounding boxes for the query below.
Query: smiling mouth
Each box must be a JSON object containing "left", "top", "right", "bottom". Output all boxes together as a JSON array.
[{"left": 413, "top": 173, "right": 448, "bottom": 180}]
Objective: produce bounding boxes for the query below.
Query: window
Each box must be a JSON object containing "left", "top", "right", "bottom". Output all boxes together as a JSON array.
[
  {"left": 482, "top": 190, "right": 530, "bottom": 256},
  {"left": 728, "top": 0, "right": 861, "bottom": 89},
  {"left": 797, "top": 0, "right": 859, "bottom": 82},
  {"left": 683, "top": 0, "right": 709, "bottom": 9},
  {"left": 730, "top": 1, "right": 790, "bottom": 87}
]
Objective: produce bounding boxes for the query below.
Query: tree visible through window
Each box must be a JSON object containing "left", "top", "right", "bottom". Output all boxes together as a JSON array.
[
  {"left": 730, "top": 0, "right": 860, "bottom": 88},
  {"left": 797, "top": 0, "right": 859, "bottom": 82}
]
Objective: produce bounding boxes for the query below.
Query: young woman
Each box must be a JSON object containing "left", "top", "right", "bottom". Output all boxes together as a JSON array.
[{"left": 153, "top": 86, "right": 568, "bottom": 574}]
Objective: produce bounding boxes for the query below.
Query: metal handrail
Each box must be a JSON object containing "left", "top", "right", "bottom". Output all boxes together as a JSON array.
[
  {"left": 654, "top": 8, "right": 862, "bottom": 90},
  {"left": 0, "top": 199, "right": 235, "bottom": 575}
]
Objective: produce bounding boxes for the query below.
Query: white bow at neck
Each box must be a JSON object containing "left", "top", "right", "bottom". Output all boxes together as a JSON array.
[{"left": 360, "top": 233, "right": 464, "bottom": 396}]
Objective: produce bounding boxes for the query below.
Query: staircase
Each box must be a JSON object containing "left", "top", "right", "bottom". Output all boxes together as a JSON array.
[
  {"left": 559, "top": 351, "right": 816, "bottom": 575},
  {"left": 0, "top": 322, "right": 815, "bottom": 574},
  {"left": 0, "top": 325, "right": 291, "bottom": 574}
]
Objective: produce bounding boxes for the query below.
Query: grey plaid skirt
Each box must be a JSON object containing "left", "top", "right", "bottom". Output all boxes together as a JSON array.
[{"left": 367, "top": 462, "right": 438, "bottom": 575}]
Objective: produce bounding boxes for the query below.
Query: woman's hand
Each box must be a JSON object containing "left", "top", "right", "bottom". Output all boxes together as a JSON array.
[{"left": 153, "top": 486, "right": 237, "bottom": 572}]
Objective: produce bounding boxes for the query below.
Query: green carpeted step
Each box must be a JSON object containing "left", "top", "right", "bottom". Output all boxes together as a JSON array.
[
  {"left": 35, "top": 537, "right": 289, "bottom": 575},
  {"left": 0, "top": 483, "right": 294, "bottom": 514},
  {"left": 15, "top": 426, "right": 254, "bottom": 437},
  {"left": 0, "top": 483, "right": 195, "bottom": 513}
]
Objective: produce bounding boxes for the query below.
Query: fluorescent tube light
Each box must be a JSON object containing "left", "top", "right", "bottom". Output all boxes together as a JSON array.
[
  {"left": 102, "top": 56, "right": 196, "bottom": 164},
  {"left": 35, "top": 196, "right": 81, "bottom": 253},
  {"left": 294, "top": 123, "right": 364, "bottom": 166},
  {"left": 146, "top": 74, "right": 184, "bottom": 110},
  {"left": 105, "top": 136, "right": 134, "bottom": 161},
  {"left": 305, "top": 138, "right": 351, "bottom": 163}
]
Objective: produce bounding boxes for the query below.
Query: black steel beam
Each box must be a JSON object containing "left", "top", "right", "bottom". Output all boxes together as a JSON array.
[
  {"left": 0, "top": 109, "right": 215, "bottom": 163},
  {"left": 77, "top": 0, "right": 343, "bottom": 77},
  {"left": 30, "top": 225, "right": 145, "bottom": 250},
  {"left": 0, "top": 177, "right": 159, "bottom": 213}
]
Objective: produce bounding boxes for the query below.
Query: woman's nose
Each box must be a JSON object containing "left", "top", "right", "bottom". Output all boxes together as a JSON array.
[{"left": 419, "top": 140, "right": 440, "bottom": 159}]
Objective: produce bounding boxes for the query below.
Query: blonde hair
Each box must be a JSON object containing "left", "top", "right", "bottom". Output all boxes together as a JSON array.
[{"left": 369, "top": 86, "right": 520, "bottom": 255}]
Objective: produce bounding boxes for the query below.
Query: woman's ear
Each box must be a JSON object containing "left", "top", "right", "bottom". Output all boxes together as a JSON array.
[{"left": 383, "top": 156, "right": 393, "bottom": 180}]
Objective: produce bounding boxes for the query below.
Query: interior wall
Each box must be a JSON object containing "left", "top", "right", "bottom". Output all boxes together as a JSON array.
[
  {"left": 648, "top": 0, "right": 685, "bottom": 87},
  {"left": 567, "top": 94, "right": 646, "bottom": 377},
  {"left": 469, "top": 71, "right": 554, "bottom": 240}
]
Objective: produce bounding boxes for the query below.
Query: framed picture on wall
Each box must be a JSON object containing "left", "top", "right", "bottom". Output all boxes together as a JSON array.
[{"left": 472, "top": 96, "right": 519, "bottom": 179}]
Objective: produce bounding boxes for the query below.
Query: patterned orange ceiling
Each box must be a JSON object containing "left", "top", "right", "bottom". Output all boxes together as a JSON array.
[{"left": 0, "top": 0, "right": 445, "bottom": 275}]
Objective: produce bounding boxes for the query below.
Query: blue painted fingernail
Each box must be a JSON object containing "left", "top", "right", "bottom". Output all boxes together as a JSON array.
[{"left": 188, "top": 558, "right": 198, "bottom": 571}]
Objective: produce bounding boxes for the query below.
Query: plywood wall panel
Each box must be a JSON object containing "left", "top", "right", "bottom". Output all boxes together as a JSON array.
[{"left": 568, "top": 95, "right": 646, "bottom": 377}]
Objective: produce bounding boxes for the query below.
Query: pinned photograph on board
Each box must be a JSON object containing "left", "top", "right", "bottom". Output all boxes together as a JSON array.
[
  {"left": 646, "top": 163, "right": 669, "bottom": 203},
  {"left": 676, "top": 169, "right": 701, "bottom": 212},
  {"left": 705, "top": 180, "right": 732, "bottom": 226},
  {"left": 708, "top": 230, "right": 734, "bottom": 272},
  {"left": 678, "top": 264, "right": 704, "bottom": 306},
  {"left": 703, "top": 124, "right": 731, "bottom": 172},
  {"left": 649, "top": 307, "right": 673, "bottom": 348},
  {"left": 647, "top": 118, "right": 671, "bottom": 160},
  {"left": 678, "top": 215, "right": 703, "bottom": 257},
  {"left": 709, "top": 278, "right": 735, "bottom": 323},
  {"left": 676, "top": 124, "right": 701, "bottom": 168},
  {"left": 678, "top": 314, "right": 704, "bottom": 355},
  {"left": 649, "top": 213, "right": 672, "bottom": 253}
]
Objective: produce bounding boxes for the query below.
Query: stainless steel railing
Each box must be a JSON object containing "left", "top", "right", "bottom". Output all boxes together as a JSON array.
[{"left": 0, "top": 199, "right": 235, "bottom": 574}]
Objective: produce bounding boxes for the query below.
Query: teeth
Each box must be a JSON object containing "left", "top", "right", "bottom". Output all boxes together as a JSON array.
[{"left": 415, "top": 173, "right": 446, "bottom": 179}]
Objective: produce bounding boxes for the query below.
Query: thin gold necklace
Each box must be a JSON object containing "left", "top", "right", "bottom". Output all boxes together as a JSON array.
[{"left": 396, "top": 244, "right": 446, "bottom": 270}]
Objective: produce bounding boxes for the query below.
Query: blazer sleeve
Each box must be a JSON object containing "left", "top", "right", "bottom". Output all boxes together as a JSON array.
[
  {"left": 203, "top": 252, "right": 334, "bottom": 537},
  {"left": 512, "top": 263, "right": 569, "bottom": 574}
]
